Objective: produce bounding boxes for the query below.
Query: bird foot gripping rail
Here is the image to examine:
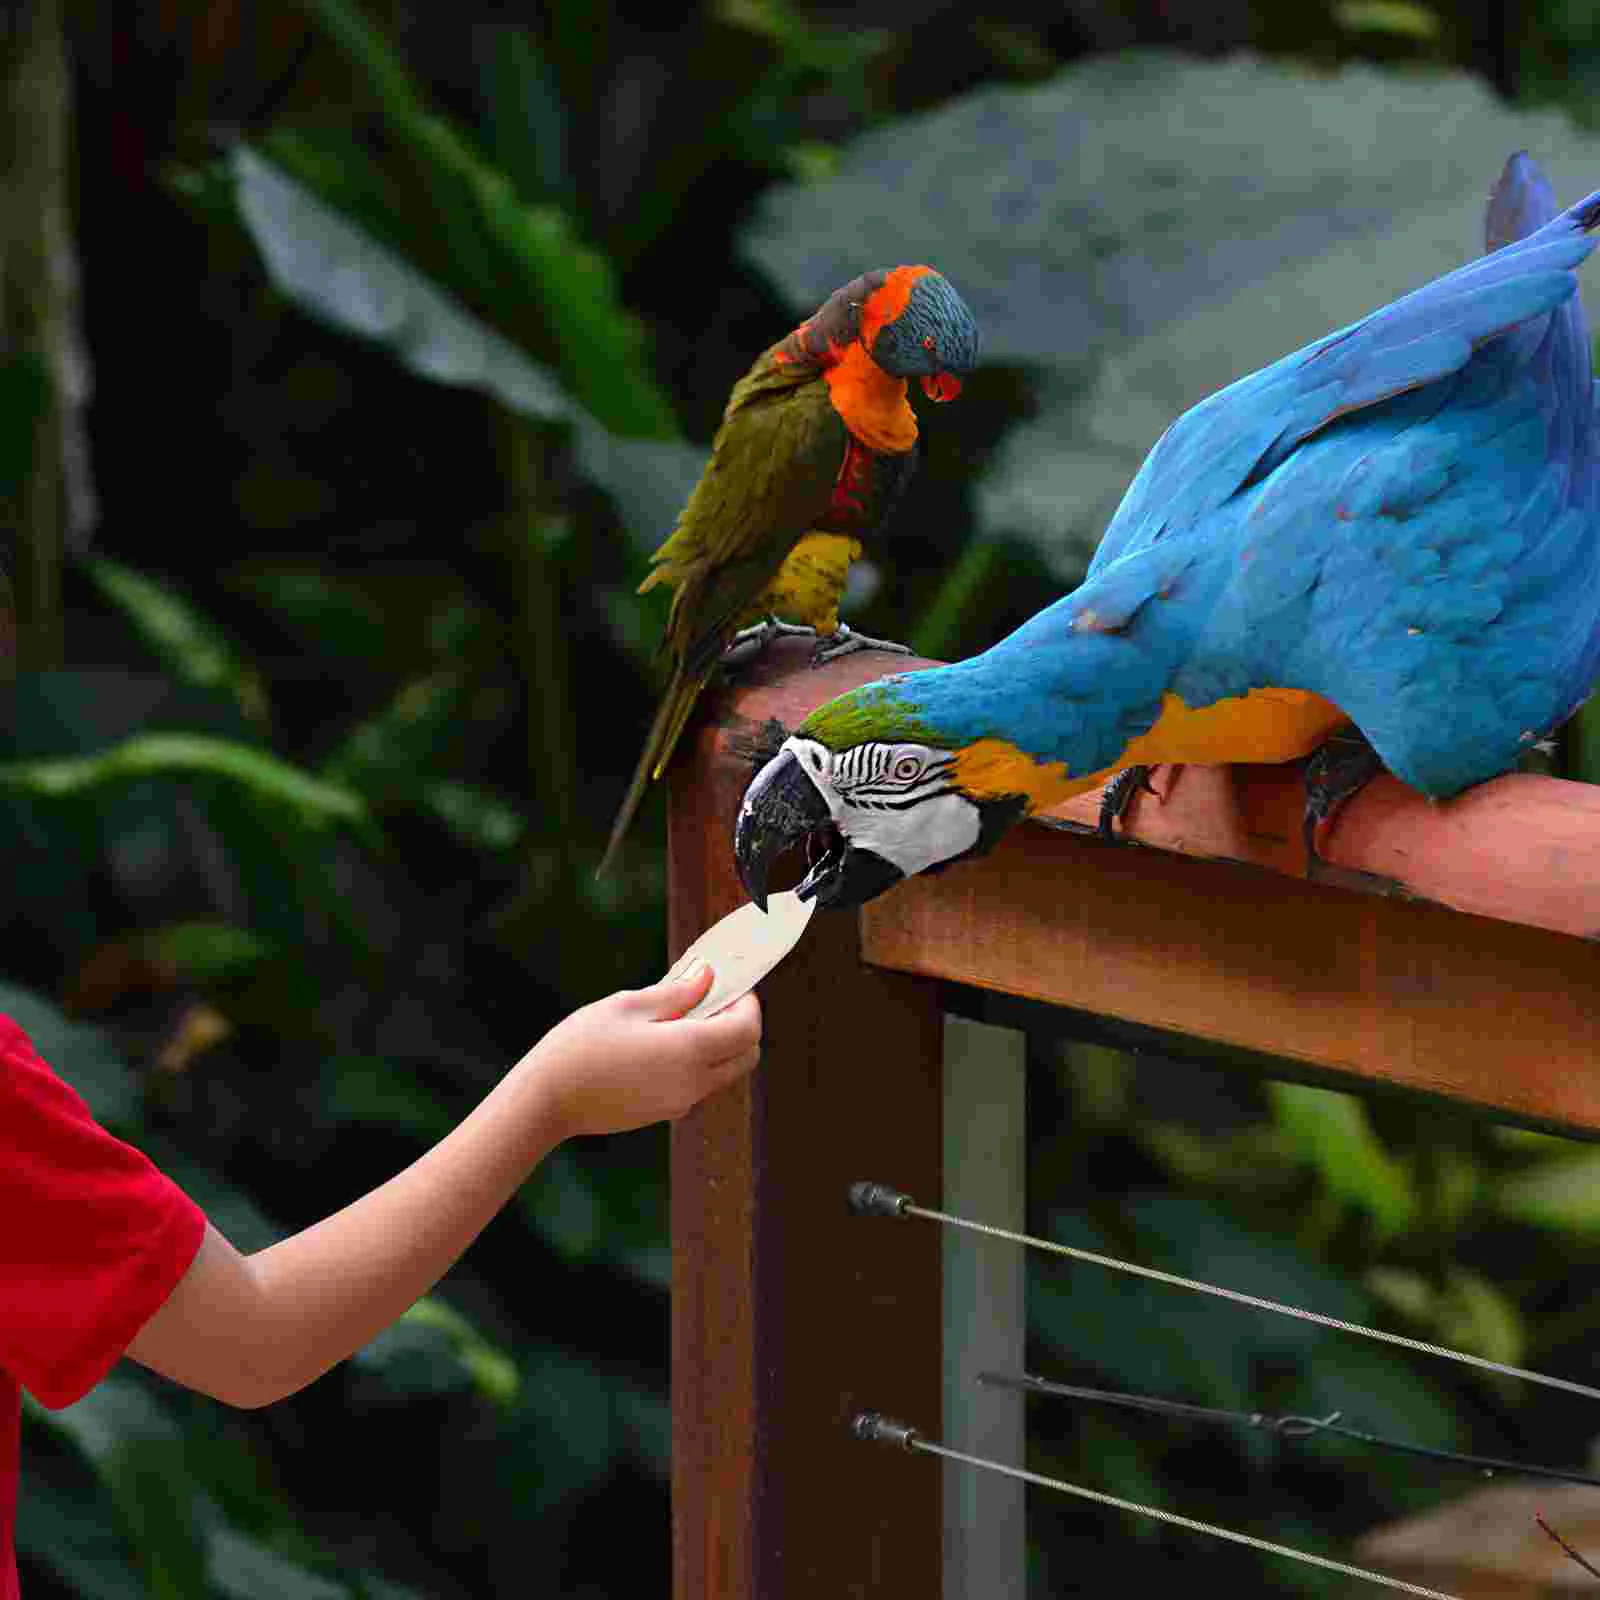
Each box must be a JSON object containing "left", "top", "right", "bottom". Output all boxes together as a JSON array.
[{"left": 667, "top": 638, "right": 1600, "bottom": 1600}]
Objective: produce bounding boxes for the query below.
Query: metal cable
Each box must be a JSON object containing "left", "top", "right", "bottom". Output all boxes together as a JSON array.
[
  {"left": 853, "top": 1412, "right": 1466, "bottom": 1600},
  {"left": 976, "top": 1370, "right": 1600, "bottom": 1489},
  {"left": 848, "top": 1184, "right": 1600, "bottom": 1405}
]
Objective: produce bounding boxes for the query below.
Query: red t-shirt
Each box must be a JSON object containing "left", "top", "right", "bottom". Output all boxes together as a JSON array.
[{"left": 0, "top": 1013, "right": 206, "bottom": 1599}]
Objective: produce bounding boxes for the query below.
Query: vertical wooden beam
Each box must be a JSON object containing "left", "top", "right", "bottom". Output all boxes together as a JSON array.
[
  {"left": 942, "top": 1017, "right": 1026, "bottom": 1600},
  {"left": 671, "top": 694, "right": 945, "bottom": 1599}
]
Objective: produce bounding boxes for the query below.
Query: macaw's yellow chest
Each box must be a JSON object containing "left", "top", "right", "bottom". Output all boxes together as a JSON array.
[
  {"left": 952, "top": 686, "right": 1351, "bottom": 812},
  {"left": 1120, "top": 686, "right": 1349, "bottom": 768}
]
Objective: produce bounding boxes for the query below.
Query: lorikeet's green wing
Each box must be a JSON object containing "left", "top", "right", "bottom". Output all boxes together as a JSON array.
[
  {"left": 601, "top": 357, "right": 850, "bottom": 874},
  {"left": 647, "top": 359, "right": 851, "bottom": 676}
]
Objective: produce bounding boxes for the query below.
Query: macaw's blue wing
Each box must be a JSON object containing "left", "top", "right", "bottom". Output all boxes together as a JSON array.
[
  {"left": 1149, "top": 157, "right": 1600, "bottom": 797},
  {"left": 959, "top": 154, "right": 1600, "bottom": 802},
  {"left": 1090, "top": 161, "right": 1600, "bottom": 576}
]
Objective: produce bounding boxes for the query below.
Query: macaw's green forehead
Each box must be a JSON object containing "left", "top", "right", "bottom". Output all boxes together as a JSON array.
[{"left": 797, "top": 678, "right": 947, "bottom": 751}]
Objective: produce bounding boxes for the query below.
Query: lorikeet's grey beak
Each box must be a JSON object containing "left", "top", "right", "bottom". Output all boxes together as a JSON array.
[{"left": 734, "top": 747, "right": 903, "bottom": 913}]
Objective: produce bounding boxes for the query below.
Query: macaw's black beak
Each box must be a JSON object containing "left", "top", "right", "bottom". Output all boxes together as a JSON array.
[
  {"left": 735, "top": 748, "right": 828, "bottom": 912},
  {"left": 733, "top": 747, "right": 904, "bottom": 913}
]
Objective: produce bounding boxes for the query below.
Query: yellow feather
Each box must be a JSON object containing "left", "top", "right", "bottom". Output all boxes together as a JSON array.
[{"left": 952, "top": 688, "right": 1348, "bottom": 814}]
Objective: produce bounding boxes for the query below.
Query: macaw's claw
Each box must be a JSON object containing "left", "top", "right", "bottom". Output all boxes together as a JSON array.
[
  {"left": 811, "top": 622, "right": 915, "bottom": 666},
  {"left": 1097, "top": 765, "right": 1158, "bottom": 840},
  {"left": 1302, "top": 725, "right": 1386, "bottom": 876},
  {"left": 721, "top": 618, "right": 818, "bottom": 669}
]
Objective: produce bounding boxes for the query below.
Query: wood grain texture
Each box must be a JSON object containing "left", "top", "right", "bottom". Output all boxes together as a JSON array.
[
  {"left": 862, "top": 823, "right": 1600, "bottom": 1130},
  {"left": 670, "top": 680, "right": 944, "bottom": 1600},
  {"left": 1045, "top": 760, "right": 1600, "bottom": 941}
]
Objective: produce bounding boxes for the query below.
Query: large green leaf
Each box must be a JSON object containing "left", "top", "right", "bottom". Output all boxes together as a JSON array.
[
  {"left": 1267, "top": 1081, "right": 1419, "bottom": 1238},
  {"left": 28, "top": 1380, "right": 367, "bottom": 1600},
  {"left": 87, "top": 559, "right": 270, "bottom": 730},
  {"left": 0, "top": 980, "right": 141, "bottom": 1129},
  {"left": 322, "top": 1053, "right": 457, "bottom": 1144},
  {"left": 416, "top": 780, "right": 526, "bottom": 852},
  {"left": 478, "top": 25, "right": 571, "bottom": 207},
  {"left": 33, "top": 1379, "right": 208, "bottom": 1600},
  {"left": 234, "top": 146, "right": 570, "bottom": 425},
  {"left": 354, "top": 1298, "right": 520, "bottom": 1408},
  {"left": 230, "top": 145, "right": 703, "bottom": 556},
  {"left": 1491, "top": 1147, "right": 1600, "bottom": 1232},
  {"left": 0, "top": 732, "right": 367, "bottom": 829},
  {"left": 207, "top": 1525, "right": 349, "bottom": 1600},
  {"left": 298, "top": 0, "right": 677, "bottom": 439},
  {"left": 15, "top": 1469, "right": 147, "bottom": 1600}
]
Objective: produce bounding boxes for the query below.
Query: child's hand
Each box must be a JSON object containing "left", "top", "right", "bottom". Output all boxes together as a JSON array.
[{"left": 526, "top": 963, "right": 762, "bottom": 1139}]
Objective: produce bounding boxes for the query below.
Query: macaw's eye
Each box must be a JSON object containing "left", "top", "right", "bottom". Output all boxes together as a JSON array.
[
  {"left": 892, "top": 754, "right": 923, "bottom": 781},
  {"left": 922, "top": 335, "right": 937, "bottom": 352}
]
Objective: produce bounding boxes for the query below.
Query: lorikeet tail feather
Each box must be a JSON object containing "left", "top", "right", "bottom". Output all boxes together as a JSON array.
[{"left": 598, "top": 664, "right": 712, "bottom": 876}]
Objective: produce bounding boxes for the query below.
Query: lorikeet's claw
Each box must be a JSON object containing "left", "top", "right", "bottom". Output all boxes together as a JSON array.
[
  {"left": 1097, "top": 765, "right": 1158, "bottom": 839},
  {"left": 811, "top": 622, "right": 914, "bottom": 665},
  {"left": 1302, "top": 725, "right": 1386, "bottom": 876},
  {"left": 721, "top": 618, "right": 818, "bottom": 668}
]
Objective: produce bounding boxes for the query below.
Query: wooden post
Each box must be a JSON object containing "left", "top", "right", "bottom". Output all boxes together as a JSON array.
[
  {"left": 670, "top": 642, "right": 945, "bottom": 1600},
  {"left": 942, "top": 1016, "right": 1026, "bottom": 1600}
]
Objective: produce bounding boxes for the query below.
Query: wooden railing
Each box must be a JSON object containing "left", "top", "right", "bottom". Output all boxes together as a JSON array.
[{"left": 668, "top": 638, "right": 1600, "bottom": 1599}]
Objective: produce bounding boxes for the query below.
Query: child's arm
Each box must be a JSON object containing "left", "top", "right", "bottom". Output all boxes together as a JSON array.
[{"left": 126, "top": 964, "right": 758, "bottom": 1409}]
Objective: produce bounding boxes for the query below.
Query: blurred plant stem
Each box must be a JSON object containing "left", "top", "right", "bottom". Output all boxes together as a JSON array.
[
  {"left": 493, "top": 412, "right": 576, "bottom": 842},
  {"left": 0, "top": 0, "right": 88, "bottom": 670},
  {"left": 911, "top": 537, "right": 999, "bottom": 660}
]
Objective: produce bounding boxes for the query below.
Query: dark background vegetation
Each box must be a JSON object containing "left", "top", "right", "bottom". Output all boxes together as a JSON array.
[{"left": 10, "top": 1, "right": 1600, "bottom": 1595}]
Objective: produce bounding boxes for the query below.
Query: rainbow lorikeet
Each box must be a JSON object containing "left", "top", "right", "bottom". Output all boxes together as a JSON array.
[
  {"left": 599, "top": 266, "right": 979, "bottom": 874},
  {"left": 736, "top": 153, "right": 1600, "bottom": 911}
]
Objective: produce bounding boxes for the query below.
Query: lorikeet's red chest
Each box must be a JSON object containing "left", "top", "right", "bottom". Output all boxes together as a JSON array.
[
  {"left": 820, "top": 435, "right": 915, "bottom": 538},
  {"left": 829, "top": 438, "right": 876, "bottom": 522}
]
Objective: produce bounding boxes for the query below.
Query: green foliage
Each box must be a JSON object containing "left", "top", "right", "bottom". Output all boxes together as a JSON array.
[
  {"left": 1332, "top": 2, "right": 1443, "bottom": 41},
  {"left": 1491, "top": 1145, "right": 1600, "bottom": 1232},
  {"left": 232, "top": 146, "right": 573, "bottom": 425},
  {"left": 222, "top": 141, "right": 705, "bottom": 558},
  {"left": 1027, "top": 1035, "right": 1600, "bottom": 1589},
  {"left": 87, "top": 561, "right": 270, "bottom": 731},
  {"left": 0, "top": 734, "right": 366, "bottom": 827},
  {"left": 1266, "top": 1082, "right": 1419, "bottom": 1239},
  {"left": 354, "top": 1299, "right": 521, "bottom": 1408},
  {"left": 298, "top": 0, "right": 676, "bottom": 439},
  {"left": 0, "top": 980, "right": 140, "bottom": 1128}
]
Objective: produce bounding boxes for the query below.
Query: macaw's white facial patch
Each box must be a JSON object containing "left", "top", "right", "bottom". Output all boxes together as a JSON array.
[
  {"left": 849, "top": 789, "right": 981, "bottom": 879},
  {"left": 780, "top": 734, "right": 981, "bottom": 880},
  {"left": 661, "top": 889, "right": 817, "bottom": 1018}
]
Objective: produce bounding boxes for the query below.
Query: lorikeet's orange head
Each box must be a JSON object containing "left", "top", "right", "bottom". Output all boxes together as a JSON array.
[
  {"left": 858, "top": 266, "right": 980, "bottom": 401},
  {"left": 791, "top": 266, "right": 980, "bottom": 399}
]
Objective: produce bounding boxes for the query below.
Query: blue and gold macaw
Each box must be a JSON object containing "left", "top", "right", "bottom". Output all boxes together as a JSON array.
[{"left": 735, "top": 154, "right": 1600, "bottom": 911}]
